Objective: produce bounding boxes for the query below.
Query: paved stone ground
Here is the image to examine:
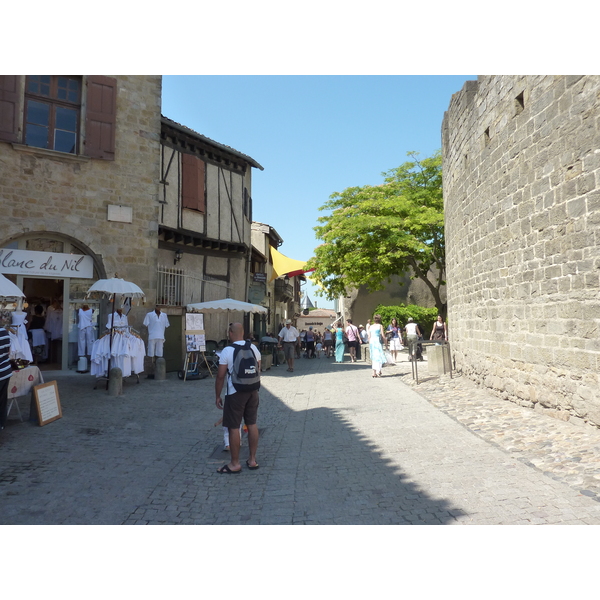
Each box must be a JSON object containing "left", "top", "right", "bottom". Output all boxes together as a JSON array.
[{"left": 2, "top": 349, "right": 600, "bottom": 525}]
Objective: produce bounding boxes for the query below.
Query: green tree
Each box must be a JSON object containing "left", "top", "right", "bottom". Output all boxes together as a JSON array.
[{"left": 306, "top": 151, "right": 446, "bottom": 317}]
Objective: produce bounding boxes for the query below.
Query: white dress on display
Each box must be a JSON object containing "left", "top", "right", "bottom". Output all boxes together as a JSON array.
[{"left": 10, "top": 310, "right": 33, "bottom": 362}]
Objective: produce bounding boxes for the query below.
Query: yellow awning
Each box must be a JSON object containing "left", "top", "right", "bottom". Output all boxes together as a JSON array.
[{"left": 269, "top": 247, "right": 311, "bottom": 282}]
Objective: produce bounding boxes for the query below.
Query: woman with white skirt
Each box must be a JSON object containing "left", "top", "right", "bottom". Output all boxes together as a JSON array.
[
  {"left": 368, "top": 314, "right": 386, "bottom": 378},
  {"left": 386, "top": 318, "right": 403, "bottom": 362}
]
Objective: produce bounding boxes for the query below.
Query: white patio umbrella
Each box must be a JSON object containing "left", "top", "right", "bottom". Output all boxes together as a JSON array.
[
  {"left": 187, "top": 298, "right": 267, "bottom": 344},
  {"left": 186, "top": 298, "right": 267, "bottom": 314},
  {"left": 85, "top": 277, "right": 146, "bottom": 386},
  {"left": 0, "top": 273, "right": 26, "bottom": 301}
]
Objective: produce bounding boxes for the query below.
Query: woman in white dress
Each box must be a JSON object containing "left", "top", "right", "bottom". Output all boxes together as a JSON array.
[{"left": 368, "top": 314, "right": 386, "bottom": 378}]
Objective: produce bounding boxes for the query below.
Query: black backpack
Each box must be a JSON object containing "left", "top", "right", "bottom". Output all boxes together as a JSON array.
[{"left": 229, "top": 340, "right": 261, "bottom": 393}]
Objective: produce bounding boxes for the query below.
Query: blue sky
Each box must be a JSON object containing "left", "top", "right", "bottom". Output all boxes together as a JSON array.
[{"left": 161, "top": 75, "right": 475, "bottom": 308}]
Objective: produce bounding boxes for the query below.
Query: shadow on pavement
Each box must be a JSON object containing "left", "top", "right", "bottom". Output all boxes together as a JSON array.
[{"left": 0, "top": 354, "right": 466, "bottom": 525}]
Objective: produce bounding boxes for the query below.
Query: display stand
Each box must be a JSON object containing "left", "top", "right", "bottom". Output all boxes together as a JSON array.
[{"left": 180, "top": 313, "right": 214, "bottom": 380}]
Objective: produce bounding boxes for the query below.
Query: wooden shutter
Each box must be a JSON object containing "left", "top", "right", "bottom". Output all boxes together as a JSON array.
[
  {"left": 84, "top": 75, "right": 117, "bottom": 160},
  {"left": 0, "top": 76, "right": 20, "bottom": 143},
  {"left": 181, "top": 153, "right": 206, "bottom": 212}
]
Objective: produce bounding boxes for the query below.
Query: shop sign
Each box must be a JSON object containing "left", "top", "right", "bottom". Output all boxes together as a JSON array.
[
  {"left": 253, "top": 272, "right": 267, "bottom": 283},
  {"left": 0, "top": 249, "right": 94, "bottom": 278}
]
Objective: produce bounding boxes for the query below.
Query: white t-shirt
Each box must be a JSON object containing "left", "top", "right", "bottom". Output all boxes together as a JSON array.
[
  {"left": 219, "top": 341, "right": 262, "bottom": 396},
  {"left": 278, "top": 325, "right": 300, "bottom": 342},
  {"left": 405, "top": 322, "right": 418, "bottom": 336},
  {"left": 106, "top": 312, "right": 128, "bottom": 329},
  {"left": 143, "top": 311, "right": 170, "bottom": 340},
  {"left": 78, "top": 308, "right": 94, "bottom": 329}
]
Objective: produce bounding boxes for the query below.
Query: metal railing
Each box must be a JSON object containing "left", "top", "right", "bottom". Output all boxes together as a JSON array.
[{"left": 157, "top": 266, "right": 231, "bottom": 307}]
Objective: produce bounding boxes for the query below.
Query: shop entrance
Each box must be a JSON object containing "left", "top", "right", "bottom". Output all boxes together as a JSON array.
[
  {"left": 17, "top": 276, "right": 102, "bottom": 372},
  {"left": 22, "top": 277, "right": 66, "bottom": 371}
]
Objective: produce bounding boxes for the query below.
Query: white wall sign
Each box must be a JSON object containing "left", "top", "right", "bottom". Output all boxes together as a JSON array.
[
  {"left": 107, "top": 205, "right": 133, "bottom": 223},
  {"left": 0, "top": 249, "right": 94, "bottom": 278}
]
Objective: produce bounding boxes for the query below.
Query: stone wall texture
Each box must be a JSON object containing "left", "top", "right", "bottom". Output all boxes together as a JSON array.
[{"left": 442, "top": 75, "right": 600, "bottom": 426}]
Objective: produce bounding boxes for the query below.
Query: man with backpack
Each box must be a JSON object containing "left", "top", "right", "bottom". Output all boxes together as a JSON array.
[{"left": 215, "top": 322, "right": 261, "bottom": 474}]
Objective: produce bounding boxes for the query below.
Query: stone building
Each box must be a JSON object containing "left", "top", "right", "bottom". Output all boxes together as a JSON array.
[
  {"left": 0, "top": 75, "right": 264, "bottom": 372},
  {"left": 0, "top": 75, "right": 162, "bottom": 370},
  {"left": 442, "top": 75, "right": 600, "bottom": 426},
  {"left": 157, "top": 117, "right": 263, "bottom": 368}
]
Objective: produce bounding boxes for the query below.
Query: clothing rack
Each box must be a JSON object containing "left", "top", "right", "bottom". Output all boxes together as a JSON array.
[{"left": 91, "top": 325, "right": 145, "bottom": 388}]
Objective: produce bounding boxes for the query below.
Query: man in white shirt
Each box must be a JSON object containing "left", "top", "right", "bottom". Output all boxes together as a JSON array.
[
  {"left": 143, "top": 307, "right": 170, "bottom": 357},
  {"left": 215, "top": 323, "right": 261, "bottom": 473},
  {"left": 277, "top": 319, "right": 300, "bottom": 372},
  {"left": 404, "top": 317, "right": 422, "bottom": 361}
]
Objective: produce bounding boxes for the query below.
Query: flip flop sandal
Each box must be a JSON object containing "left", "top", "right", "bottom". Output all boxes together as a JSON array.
[
  {"left": 246, "top": 460, "right": 259, "bottom": 470},
  {"left": 217, "top": 464, "right": 241, "bottom": 474}
]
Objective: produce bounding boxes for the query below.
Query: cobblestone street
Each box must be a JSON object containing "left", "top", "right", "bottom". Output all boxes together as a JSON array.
[{"left": 3, "top": 350, "right": 600, "bottom": 525}]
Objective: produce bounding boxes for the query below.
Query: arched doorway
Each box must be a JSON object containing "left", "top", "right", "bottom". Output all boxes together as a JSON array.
[{"left": 1, "top": 232, "right": 105, "bottom": 371}]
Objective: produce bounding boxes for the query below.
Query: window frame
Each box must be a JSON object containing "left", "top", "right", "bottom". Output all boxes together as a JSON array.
[{"left": 23, "top": 75, "right": 82, "bottom": 154}]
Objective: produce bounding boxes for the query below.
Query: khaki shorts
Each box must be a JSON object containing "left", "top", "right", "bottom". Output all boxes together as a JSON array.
[{"left": 282, "top": 341, "right": 296, "bottom": 360}]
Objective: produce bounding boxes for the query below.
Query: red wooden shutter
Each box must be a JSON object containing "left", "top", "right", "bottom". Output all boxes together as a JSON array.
[
  {"left": 85, "top": 75, "right": 117, "bottom": 160},
  {"left": 181, "top": 153, "right": 206, "bottom": 212},
  {"left": 0, "top": 76, "right": 20, "bottom": 143}
]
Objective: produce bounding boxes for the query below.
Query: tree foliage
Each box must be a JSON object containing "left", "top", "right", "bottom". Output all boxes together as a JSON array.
[
  {"left": 372, "top": 304, "right": 440, "bottom": 335},
  {"left": 306, "top": 151, "right": 445, "bottom": 316}
]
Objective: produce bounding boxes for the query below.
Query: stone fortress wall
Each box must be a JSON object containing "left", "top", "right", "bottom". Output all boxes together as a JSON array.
[{"left": 442, "top": 76, "right": 600, "bottom": 426}]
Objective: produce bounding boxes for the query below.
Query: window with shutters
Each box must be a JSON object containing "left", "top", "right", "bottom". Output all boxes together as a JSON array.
[
  {"left": 24, "top": 76, "right": 82, "bottom": 154},
  {"left": 0, "top": 75, "right": 117, "bottom": 160},
  {"left": 181, "top": 153, "right": 206, "bottom": 213}
]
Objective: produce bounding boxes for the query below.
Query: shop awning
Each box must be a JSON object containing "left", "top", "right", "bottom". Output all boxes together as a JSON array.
[{"left": 269, "top": 247, "right": 315, "bottom": 282}]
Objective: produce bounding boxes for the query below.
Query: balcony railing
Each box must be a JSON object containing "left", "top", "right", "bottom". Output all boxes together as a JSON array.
[
  {"left": 157, "top": 265, "right": 231, "bottom": 306},
  {"left": 274, "top": 279, "right": 294, "bottom": 301}
]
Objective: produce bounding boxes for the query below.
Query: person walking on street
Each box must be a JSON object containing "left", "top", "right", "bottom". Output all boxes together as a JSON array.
[
  {"left": 430, "top": 315, "right": 447, "bottom": 343},
  {"left": 278, "top": 319, "right": 300, "bottom": 372},
  {"left": 386, "top": 318, "right": 403, "bottom": 362},
  {"left": 359, "top": 324, "right": 370, "bottom": 362},
  {"left": 323, "top": 327, "right": 334, "bottom": 357},
  {"left": 215, "top": 323, "right": 261, "bottom": 473},
  {"left": 405, "top": 317, "right": 422, "bottom": 361},
  {"left": 368, "top": 314, "right": 386, "bottom": 377},
  {"left": 345, "top": 319, "right": 361, "bottom": 363},
  {"left": 334, "top": 321, "right": 345, "bottom": 363},
  {"left": 305, "top": 326, "right": 315, "bottom": 358}
]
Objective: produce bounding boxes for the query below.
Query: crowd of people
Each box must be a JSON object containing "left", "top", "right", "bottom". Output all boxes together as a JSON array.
[{"left": 257, "top": 314, "right": 447, "bottom": 375}]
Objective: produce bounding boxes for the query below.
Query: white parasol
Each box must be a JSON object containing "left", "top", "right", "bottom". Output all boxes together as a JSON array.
[
  {"left": 187, "top": 298, "right": 267, "bottom": 314},
  {"left": 187, "top": 298, "right": 267, "bottom": 346},
  {"left": 0, "top": 273, "right": 26, "bottom": 301},
  {"left": 86, "top": 277, "right": 146, "bottom": 301}
]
